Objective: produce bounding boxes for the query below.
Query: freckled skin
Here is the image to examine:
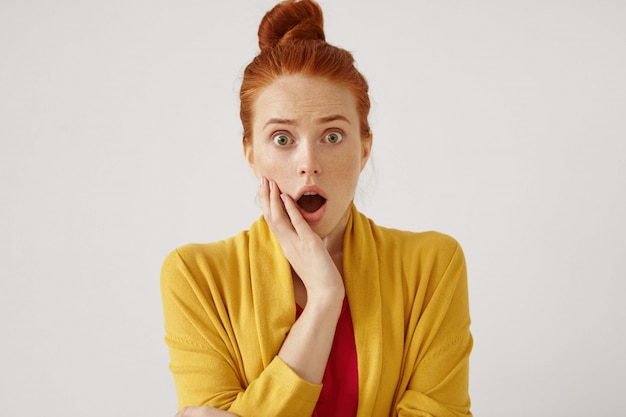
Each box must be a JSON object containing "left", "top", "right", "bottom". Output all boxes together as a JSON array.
[{"left": 245, "top": 74, "right": 372, "bottom": 248}]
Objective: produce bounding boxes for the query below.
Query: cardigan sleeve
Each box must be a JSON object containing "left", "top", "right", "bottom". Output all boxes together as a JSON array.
[
  {"left": 396, "top": 240, "right": 473, "bottom": 417},
  {"left": 160, "top": 248, "right": 322, "bottom": 416}
]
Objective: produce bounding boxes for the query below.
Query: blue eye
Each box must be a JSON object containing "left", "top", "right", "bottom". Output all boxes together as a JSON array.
[
  {"left": 324, "top": 131, "right": 343, "bottom": 144},
  {"left": 273, "top": 133, "right": 292, "bottom": 146}
]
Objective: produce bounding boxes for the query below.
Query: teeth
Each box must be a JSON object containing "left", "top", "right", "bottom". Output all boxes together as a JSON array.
[{"left": 304, "top": 192, "right": 317, "bottom": 196}]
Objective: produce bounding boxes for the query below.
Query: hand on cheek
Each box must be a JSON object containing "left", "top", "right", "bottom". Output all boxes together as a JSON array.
[
  {"left": 257, "top": 177, "right": 343, "bottom": 298},
  {"left": 258, "top": 176, "right": 304, "bottom": 230}
]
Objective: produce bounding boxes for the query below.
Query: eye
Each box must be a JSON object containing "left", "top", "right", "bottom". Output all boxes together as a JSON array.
[
  {"left": 272, "top": 133, "right": 292, "bottom": 146},
  {"left": 324, "top": 131, "right": 343, "bottom": 144}
]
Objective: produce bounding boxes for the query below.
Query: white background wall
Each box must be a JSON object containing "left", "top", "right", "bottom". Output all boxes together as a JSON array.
[{"left": 1, "top": 0, "right": 625, "bottom": 416}]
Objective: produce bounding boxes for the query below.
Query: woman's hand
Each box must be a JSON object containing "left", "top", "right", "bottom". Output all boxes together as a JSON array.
[
  {"left": 258, "top": 177, "right": 344, "bottom": 299},
  {"left": 175, "top": 406, "right": 237, "bottom": 417}
]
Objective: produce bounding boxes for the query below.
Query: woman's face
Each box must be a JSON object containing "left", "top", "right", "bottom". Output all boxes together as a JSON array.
[{"left": 245, "top": 74, "right": 372, "bottom": 240}]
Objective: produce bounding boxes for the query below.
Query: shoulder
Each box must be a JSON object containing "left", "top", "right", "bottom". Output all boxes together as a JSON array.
[
  {"left": 372, "top": 222, "right": 463, "bottom": 265},
  {"left": 160, "top": 229, "right": 251, "bottom": 291},
  {"left": 367, "top": 220, "right": 467, "bottom": 292}
]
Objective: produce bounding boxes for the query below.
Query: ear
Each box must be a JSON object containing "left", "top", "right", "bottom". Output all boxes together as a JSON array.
[
  {"left": 360, "top": 132, "right": 373, "bottom": 171},
  {"left": 243, "top": 138, "right": 257, "bottom": 176}
]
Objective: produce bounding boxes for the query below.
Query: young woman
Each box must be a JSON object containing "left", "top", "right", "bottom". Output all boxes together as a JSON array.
[{"left": 161, "top": 1, "right": 473, "bottom": 416}]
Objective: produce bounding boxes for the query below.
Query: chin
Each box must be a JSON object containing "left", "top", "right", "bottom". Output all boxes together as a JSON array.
[
  {"left": 309, "top": 223, "right": 331, "bottom": 238},
  {"left": 315, "top": 215, "right": 346, "bottom": 240}
]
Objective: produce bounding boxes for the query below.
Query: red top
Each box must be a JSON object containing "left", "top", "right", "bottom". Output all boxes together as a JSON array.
[{"left": 296, "top": 298, "right": 358, "bottom": 417}]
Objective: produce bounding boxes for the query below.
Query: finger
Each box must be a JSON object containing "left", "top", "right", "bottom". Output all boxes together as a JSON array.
[
  {"left": 178, "top": 407, "right": 237, "bottom": 417},
  {"left": 259, "top": 178, "right": 285, "bottom": 224},
  {"left": 257, "top": 177, "right": 271, "bottom": 220},
  {"left": 280, "top": 193, "right": 317, "bottom": 239},
  {"left": 266, "top": 180, "right": 297, "bottom": 237}
]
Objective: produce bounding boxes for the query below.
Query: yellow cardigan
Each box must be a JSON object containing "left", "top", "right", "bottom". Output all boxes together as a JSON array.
[{"left": 161, "top": 205, "right": 473, "bottom": 416}]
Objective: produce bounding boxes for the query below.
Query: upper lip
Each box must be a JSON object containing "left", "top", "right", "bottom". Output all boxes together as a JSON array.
[{"left": 295, "top": 185, "right": 327, "bottom": 201}]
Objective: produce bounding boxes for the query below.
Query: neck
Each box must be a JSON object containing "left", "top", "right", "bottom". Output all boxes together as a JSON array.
[{"left": 322, "top": 206, "right": 351, "bottom": 274}]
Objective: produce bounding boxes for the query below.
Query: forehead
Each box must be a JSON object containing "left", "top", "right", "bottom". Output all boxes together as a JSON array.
[{"left": 252, "top": 75, "right": 358, "bottom": 126}]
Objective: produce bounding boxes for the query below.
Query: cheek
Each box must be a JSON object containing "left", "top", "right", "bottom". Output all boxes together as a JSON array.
[
  {"left": 255, "top": 153, "right": 291, "bottom": 181},
  {"left": 327, "top": 163, "right": 360, "bottom": 198},
  {"left": 333, "top": 148, "right": 363, "bottom": 178}
]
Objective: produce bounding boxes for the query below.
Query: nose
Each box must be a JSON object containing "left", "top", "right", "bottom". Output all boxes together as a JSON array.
[{"left": 297, "top": 143, "right": 321, "bottom": 176}]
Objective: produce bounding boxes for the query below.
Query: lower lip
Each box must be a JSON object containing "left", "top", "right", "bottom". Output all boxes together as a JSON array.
[{"left": 297, "top": 201, "right": 327, "bottom": 223}]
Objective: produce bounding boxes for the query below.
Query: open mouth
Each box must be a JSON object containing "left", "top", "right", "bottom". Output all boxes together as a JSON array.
[{"left": 297, "top": 192, "right": 327, "bottom": 213}]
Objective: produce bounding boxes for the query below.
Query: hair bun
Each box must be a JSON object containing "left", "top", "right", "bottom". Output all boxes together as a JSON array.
[{"left": 258, "top": 0, "right": 325, "bottom": 52}]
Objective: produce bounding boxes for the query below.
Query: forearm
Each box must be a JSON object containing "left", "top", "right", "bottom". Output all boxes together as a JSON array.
[{"left": 278, "top": 289, "right": 344, "bottom": 384}]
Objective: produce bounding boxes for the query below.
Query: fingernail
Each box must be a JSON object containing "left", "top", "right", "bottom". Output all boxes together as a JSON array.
[
  {"left": 280, "top": 193, "right": 287, "bottom": 203},
  {"left": 269, "top": 180, "right": 274, "bottom": 191}
]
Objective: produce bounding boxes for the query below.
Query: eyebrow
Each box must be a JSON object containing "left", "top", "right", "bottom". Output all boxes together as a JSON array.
[
  {"left": 264, "top": 118, "right": 295, "bottom": 128},
  {"left": 317, "top": 114, "right": 351, "bottom": 124},
  {"left": 263, "top": 114, "right": 351, "bottom": 129}
]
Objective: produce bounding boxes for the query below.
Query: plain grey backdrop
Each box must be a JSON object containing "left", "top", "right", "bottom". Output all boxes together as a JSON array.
[{"left": 1, "top": 0, "right": 625, "bottom": 416}]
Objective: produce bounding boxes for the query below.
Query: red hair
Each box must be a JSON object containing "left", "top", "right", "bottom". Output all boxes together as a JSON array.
[{"left": 240, "top": 0, "right": 371, "bottom": 143}]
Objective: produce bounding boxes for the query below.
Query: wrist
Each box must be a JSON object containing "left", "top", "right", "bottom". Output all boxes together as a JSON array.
[{"left": 306, "top": 286, "right": 345, "bottom": 313}]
